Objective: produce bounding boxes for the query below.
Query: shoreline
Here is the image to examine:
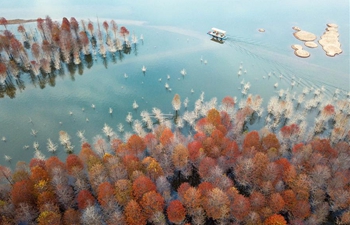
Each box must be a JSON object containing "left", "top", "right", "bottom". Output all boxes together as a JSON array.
[{"left": 6, "top": 18, "right": 36, "bottom": 25}]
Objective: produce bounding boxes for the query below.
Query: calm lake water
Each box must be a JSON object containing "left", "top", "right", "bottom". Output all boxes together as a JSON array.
[{"left": 0, "top": 0, "right": 349, "bottom": 167}]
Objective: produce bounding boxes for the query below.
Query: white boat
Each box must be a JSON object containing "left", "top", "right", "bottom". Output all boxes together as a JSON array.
[
  {"left": 142, "top": 66, "right": 147, "bottom": 72},
  {"left": 207, "top": 27, "right": 227, "bottom": 41}
]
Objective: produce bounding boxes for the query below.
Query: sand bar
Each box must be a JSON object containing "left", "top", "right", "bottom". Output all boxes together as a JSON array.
[{"left": 293, "top": 30, "right": 317, "bottom": 41}]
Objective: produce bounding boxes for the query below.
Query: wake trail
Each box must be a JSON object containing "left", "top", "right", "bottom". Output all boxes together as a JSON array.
[{"left": 224, "top": 35, "right": 346, "bottom": 98}]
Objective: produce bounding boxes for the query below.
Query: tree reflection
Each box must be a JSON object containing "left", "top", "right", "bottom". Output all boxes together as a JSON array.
[{"left": 0, "top": 17, "right": 141, "bottom": 99}]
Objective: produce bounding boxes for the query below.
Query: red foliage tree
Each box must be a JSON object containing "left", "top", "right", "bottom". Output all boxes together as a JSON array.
[
  {"left": 188, "top": 140, "right": 203, "bottom": 164},
  {"left": 97, "top": 182, "right": 114, "bottom": 207},
  {"left": 222, "top": 96, "right": 235, "bottom": 111},
  {"left": 167, "top": 200, "right": 186, "bottom": 224},
  {"left": 231, "top": 194, "right": 251, "bottom": 221},
  {"left": 87, "top": 21, "right": 94, "bottom": 36},
  {"left": 291, "top": 200, "right": 311, "bottom": 220},
  {"left": 70, "top": 17, "right": 79, "bottom": 34},
  {"left": 61, "top": 17, "right": 71, "bottom": 33},
  {"left": 114, "top": 179, "right": 133, "bottom": 206},
  {"left": 249, "top": 191, "right": 266, "bottom": 211},
  {"left": 263, "top": 214, "right": 287, "bottom": 225},
  {"left": 127, "top": 134, "right": 146, "bottom": 156},
  {"left": 243, "top": 130, "right": 261, "bottom": 152},
  {"left": 132, "top": 175, "right": 156, "bottom": 201},
  {"left": 31, "top": 43, "right": 41, "bottom": 60},
  {"left": 0, "top": 62, "right": 7, "bottom": 79},
  {"left": 77, "top": 189, "right": 95, "bottom": 210},
  {"left": 0, "top": 17, "right": 8, "bottom": 29},
  {"left": 198, "top": 157, "right": 217, "bottom": 180},
  {"left": 140, "top": 190, "right": 165, "bottom": 219},
  {"left": 66, "top": 154, "right": 84, "bottom": 174},
  {"left": 159, "top": 128, "right": 174, "bottom": 146},
  {"left": 29, "top": 158, "right": 46, "bottom": 169},
  {"left": 45, "top": 156, "right": 66, "bottom": 175},
  {"left": 310, "top": 138, "right": 337, "bottom": 159},
  {"left": 322, "top": 104, "right": 335, "bottom": 117},
  {"left": 221, "top": 140, "right": 240, "bottom": 166},
  {"left": 124, "top": 200, "right": 147, "bottom": 225},
  {"left": 198, "top": 181, "right": 214, "bottom": 196},
  {"left": 177, "top": 182, "right": 191, "bottom": 202},
  {"left": 103, "top": 21, "right": 109, "bottom": 33},
  {"left": 17, "top": 24, "right": 26, "bottom": 34},
  {"left": 120, "top": 26, "right": 129, "bottom": 39},
  {"left": 11, "top": 179, "right": 36, "bottom": 207}
]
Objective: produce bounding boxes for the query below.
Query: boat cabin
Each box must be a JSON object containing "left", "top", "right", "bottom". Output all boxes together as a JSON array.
[{"left": 207, "top": 27, "right": 227, "bottom": 41}]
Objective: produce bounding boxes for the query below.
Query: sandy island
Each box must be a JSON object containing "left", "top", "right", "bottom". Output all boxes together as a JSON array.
[{"left": 318, "top": 23, "right": 342, "bottom": 57}]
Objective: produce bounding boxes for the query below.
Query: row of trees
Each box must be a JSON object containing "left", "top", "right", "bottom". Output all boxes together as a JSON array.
[
  {"left": 1, "top": 93, "right": 350, "bottom": 224},
  {"left": 0, "top": 16, "right": 138, "bottom": 98}
]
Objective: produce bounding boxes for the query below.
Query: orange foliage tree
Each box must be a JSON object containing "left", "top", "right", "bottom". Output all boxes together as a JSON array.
[
  {"left": 37, "top": 211, "right": 61, "bottom": 225},
  {"left": 263, "top": 214, "right": 287, "bottom": 225},
  {"left": 124, "top": 200, "right": 147, "bottom": 225},
  {"left": 127, "top": 134, "right": 146, "bottom": 156},
  {"left": 182, "top": 187, "right": 202, "bottom": 213},
  {"left": 142, "top": 157, "right": 164, "bottom": 181},
  {"left": 172, "top": 144, "right": 189, "bottom": 171},
  {"left": 63, "top": 208, "right": 80, "bottom": 225},
  {"left": 202, "top": 187, "right": 230, "bottom": 220},
  {"left": 114, "top": 179, "right": 133, "bottom": 206},
  {"left": 262, "top": 133, "right": 281, "bottom": 151},
  {"left": 37, "top": 191, "right": 58, "bottom": 210},
  {"left": 97, "top": 182, "right": 115, "bottom": 207},
  {"left": 243, "top": 130, "right": 261, "bottom": 152},
  {"left": 30, "top": 166, "right": 50, "bottom": 184},
  {"left": 140, "top": 190, "right": 165, "bottom": 219},
  {"left": 207, "top": 108, "right": 221, "bottom": 127},
  {"left": 159, "top": 128, "right": 174, "bottom": 146},
  {"left": 269, "top": 193, "right": 285, "bottom": 214}
]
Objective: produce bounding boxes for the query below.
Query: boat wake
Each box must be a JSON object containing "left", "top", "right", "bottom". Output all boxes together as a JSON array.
[{"left": 224, "top": 34, "right": 349, "bottom": 98}]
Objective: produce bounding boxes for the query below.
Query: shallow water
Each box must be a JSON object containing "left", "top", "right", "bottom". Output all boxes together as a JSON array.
[{"left": 0, "top": 0, "right": 349, "bottom": 167}]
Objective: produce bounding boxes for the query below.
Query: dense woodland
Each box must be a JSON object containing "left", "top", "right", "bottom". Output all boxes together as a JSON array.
[
  {"left": 1, "top": 16, "right": 350, "bottom": 225},
  {"left": 0, "top": 93, "right": 350, "bottom": 224}
]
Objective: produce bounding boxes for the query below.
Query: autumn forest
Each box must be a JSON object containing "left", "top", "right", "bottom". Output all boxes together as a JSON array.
[{"left": 0, "top": 16, "right": 350, "bottom": 225}]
